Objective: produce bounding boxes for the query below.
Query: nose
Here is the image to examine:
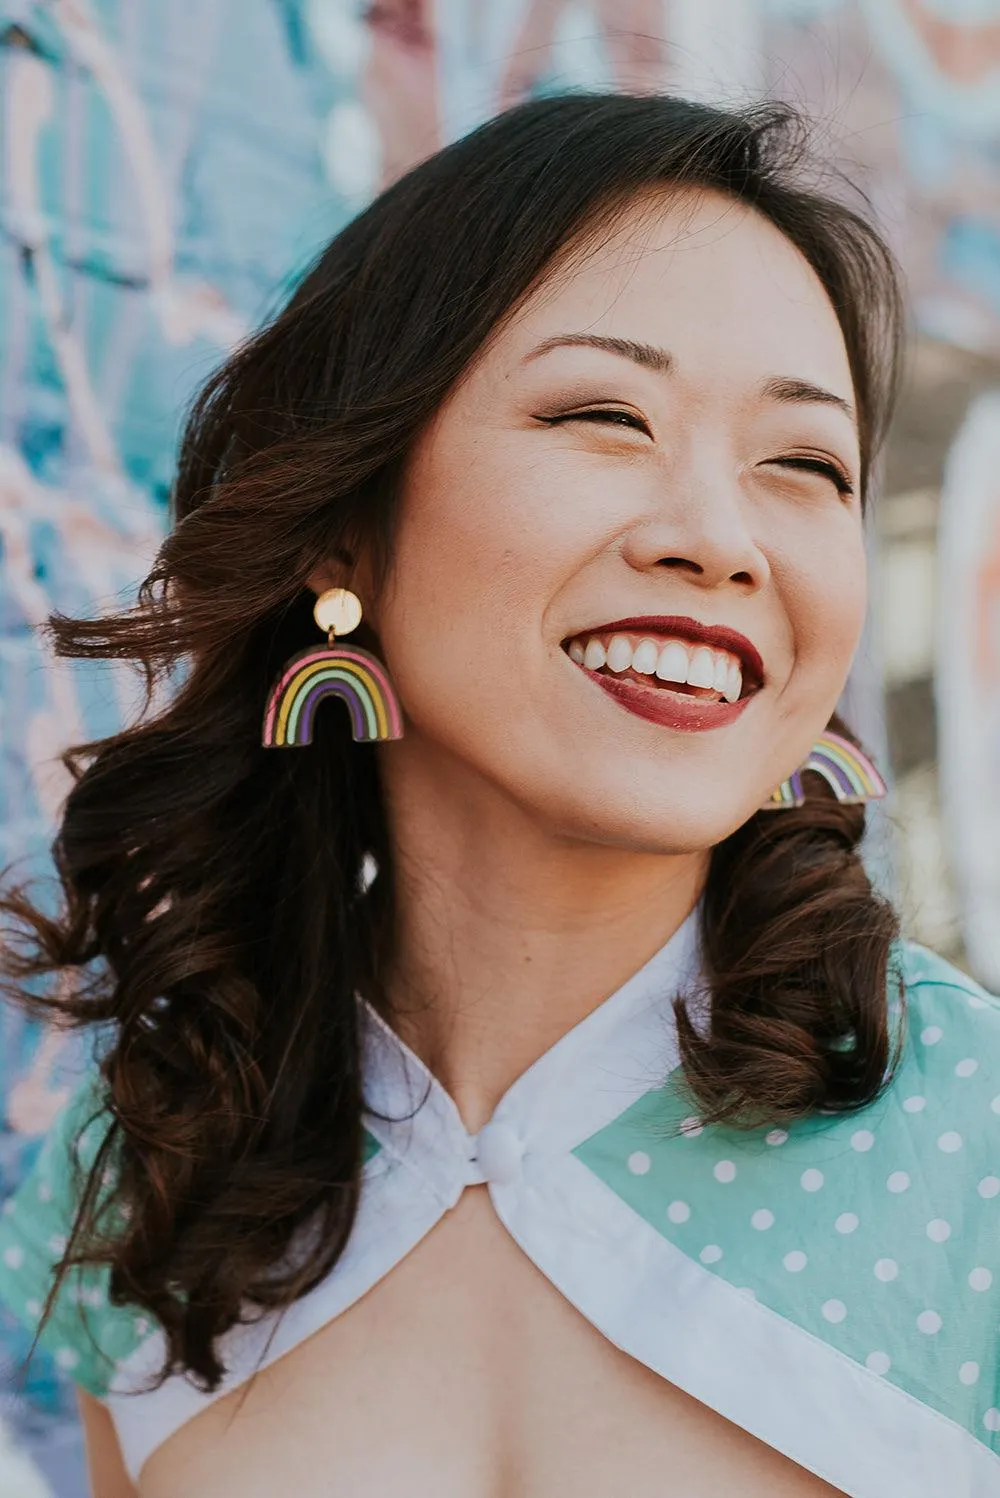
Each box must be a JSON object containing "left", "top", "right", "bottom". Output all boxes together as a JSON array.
[{"left": 619, "top": 466, "right": 770, "bottom": 594}]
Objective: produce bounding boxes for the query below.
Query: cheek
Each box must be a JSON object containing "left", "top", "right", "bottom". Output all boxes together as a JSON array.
[
  {"left": 374, "top": 433, "right": 560, "bottom": 735},
  {"left": 782, "top": 521, "right": 868, "bottom": 693},
  {"left": 377, "top": 398, "right": 637, "bottom": 667},
  {"left": 390, "top": 437, "right": 549, "bottom": 612}
]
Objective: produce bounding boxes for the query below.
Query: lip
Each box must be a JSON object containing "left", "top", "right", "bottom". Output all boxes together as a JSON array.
[
  {"left": 586, "top": 669, "right": 753, "bottom": 732},
  {"left": 570, "top": 615, "right": 765, "bottom": 688}
]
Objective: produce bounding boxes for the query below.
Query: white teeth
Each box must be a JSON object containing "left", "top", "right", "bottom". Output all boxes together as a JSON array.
[
  {"left": 606, "top": 634, "right": 633, "bottom": 673},
  {"left": 655, "top": 641, "right": 689, "bottom": 683},
  {"left": 631, "top": 639, "right": 660, "bottom": 675},
  {"left": 569, "top": 630, "right": 750, "bottom": 701},
  {"left": 687, "top": 646, "right": 716, "bottom": 689},
  {"left": 583, "top": 637, "right": 607, "bottom": 670}
]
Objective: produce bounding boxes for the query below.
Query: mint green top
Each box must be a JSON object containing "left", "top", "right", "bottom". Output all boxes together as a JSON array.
[{"left": 0, "top": 922, "right": 998, "bottom": 1496}]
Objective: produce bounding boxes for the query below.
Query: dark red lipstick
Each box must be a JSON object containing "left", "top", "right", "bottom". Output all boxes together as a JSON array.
[{"left": 589, "top": 671, "right": 752, "bottom": 731}]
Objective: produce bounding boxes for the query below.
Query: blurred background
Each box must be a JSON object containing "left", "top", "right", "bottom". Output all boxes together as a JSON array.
[{"left": 0, "top": 2, "right": 999, "bottom": 1493}]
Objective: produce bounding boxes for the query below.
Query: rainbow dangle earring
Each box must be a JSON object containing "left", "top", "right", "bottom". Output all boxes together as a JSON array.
[
  {"left": 761, "top": 729, "right": 887, "bottom": 809},
  {"left": 262, "top": 587, "right": 404, "bottom": 747}
]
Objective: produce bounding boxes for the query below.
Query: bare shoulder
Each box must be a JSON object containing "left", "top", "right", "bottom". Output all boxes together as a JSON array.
[{"left": 76, "top": 1390, "right": 137, "bottom": 1498}]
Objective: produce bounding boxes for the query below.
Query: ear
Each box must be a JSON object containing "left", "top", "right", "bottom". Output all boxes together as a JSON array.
[
  {"left": 305, "top": 564, "right": 340, "bottom": 598},
  {"left": 305, "top": 544, "right": 359, "bottom": 600}
]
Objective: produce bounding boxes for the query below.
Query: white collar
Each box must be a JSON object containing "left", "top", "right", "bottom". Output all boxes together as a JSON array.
[{"left": 357, "top": 904, "right": 704, "bottom": 1204}]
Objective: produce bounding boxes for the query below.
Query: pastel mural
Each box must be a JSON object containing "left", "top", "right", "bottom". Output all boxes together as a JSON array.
[{"left": 0, "top": 2, "right": 998, "bottom": 1493}]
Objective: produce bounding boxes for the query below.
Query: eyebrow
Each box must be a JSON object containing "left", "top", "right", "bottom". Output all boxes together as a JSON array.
[{"left": 521, "top": 334, "right": 857, "bottom": 427}]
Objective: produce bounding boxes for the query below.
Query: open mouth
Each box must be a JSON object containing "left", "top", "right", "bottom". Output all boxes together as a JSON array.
[{"left": 562, "top": 627, "right": 763, "bottom": 706}]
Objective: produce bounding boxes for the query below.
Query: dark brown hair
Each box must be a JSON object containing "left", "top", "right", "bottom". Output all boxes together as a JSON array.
[{"left": 0, "top": 91, "right": 906, "bottom": 1391}]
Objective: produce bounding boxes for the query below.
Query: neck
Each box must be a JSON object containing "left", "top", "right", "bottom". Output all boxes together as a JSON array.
[{"left": 378, "top": 747, "right": 707, "bottom": 1135}]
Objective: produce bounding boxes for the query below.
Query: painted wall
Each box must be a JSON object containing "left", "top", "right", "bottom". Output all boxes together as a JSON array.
[{"left": 0, "top": 3, "right": 998, "bottom": 1492}]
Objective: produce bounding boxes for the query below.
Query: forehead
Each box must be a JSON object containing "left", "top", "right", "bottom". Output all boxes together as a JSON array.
[{"left": 498, "top": 188, "right": 854, "bottom": 405}]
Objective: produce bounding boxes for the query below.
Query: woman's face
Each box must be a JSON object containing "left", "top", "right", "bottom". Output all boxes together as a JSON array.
[{"left": 356, "top": 189, "right": 867, "bottom": 853}]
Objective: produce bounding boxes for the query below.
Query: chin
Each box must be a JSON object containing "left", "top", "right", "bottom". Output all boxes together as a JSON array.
[{"left": 533, "top": 780, "right": 757, "bottom": 855}]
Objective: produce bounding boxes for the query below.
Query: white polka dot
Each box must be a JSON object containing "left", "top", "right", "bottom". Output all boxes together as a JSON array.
[
  {"left": 713, "top": 1160, "right": 737, "bottom": 1184},
  {"left": 833, "top": 1212, "right": 858, "bottom": 1234},
  {"left": 959, "top": 1361, "right": 980, "bottom": 1386},
  {"left": 627, "top": 1151, "right": 651, "bottom": 1175},
  {"left": 874, "top": 1258, "right": 899, "bottom": 1282},
  {"left": 955, "top": 1058, "right": 979, "bottom": 1078},
  {"left": 48, "top": 1234, "right": 66, "bottom": 1254},
  {"left": 866, "top": 1351, "right": 891, "bottom": 1375},
  {"left": 991, "top": 1096, "right": 1000, "bottom": 1115},
  {"left": 25, "top": 1299, "right": 40, "bottom": 1317},
  {"left": 902, "top": 1095, "right": 926, "bottom": 1113},
  {"left": 699, "top": 1244, "right": 723, "bottom": 1264},
  {"left": 765, "top": 1129, "right": 788, "bottom": 1147},
  {"left": 969, "top": 1267, "right": 993, "bottom": 1292},
  {"left": 938, "top": 1131, "right": 963, "bottom": 1154},
  {"left": 2, "top": 1246, "right": 23, "bottom": 1270},
  {"left": 851, "top": 1129, "right": 875, "bottom": 1152},
  {"left": 800, "top": 1168, "right": 824, "bottom": 1192},
  {"left": 37, "top": 1181, "right": 52, "bottom": 1203},
  {"left": 979, "top": 1176, "right": 1000, "bottom": 1199},
  {"left": 736, "top": 1286, "right": 756, "bottom": 1300},
  {"left": 783, "top": 1250, "right": 808, "bottom": 1272},
  {"left": 679, "top": 1116, "right": 703, "bottom": 1138},
  {"left": 54, "top": 1347, "right": 78, "bottom": 1370},
  {"left": 917, "top": 1310, "right": 942, "bottom": 1334},
  {"left": 887, "top": 1171, "right": 910, "bottom": 1193},
  {"left": 751, "top": 1208, "right": 774, "bottom": 1231},
  {"left": 822, "top": 1298, "right": 847, "bottom": 1323},
  {"left": 984, "top": 1409, "right": 1000, "bottom": 1432},
  {"left": 920, "top": 1025, "right": 943, "bottom": 1045},
  {"left": 133, "top": 1317, "right": 150, "bottom": 1337},
  {"left": 667, "top": 1200, "right": 691, "bottom": 1223},
  {"left": 927, "top": 1219, "right": 952, "bottom": 1243}
]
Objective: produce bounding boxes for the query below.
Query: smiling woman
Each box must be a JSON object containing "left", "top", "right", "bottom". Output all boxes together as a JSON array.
[{"left": 1, "top": 91, "right": 999, "bottom": 1498}]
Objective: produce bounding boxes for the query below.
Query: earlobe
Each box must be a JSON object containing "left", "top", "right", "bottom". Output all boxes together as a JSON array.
[
  {"left": 305, "top": 566, "right": 341, "bottom": 598},
  {"left": 306, "top": 546, "right": 359, "bottom": 599}
]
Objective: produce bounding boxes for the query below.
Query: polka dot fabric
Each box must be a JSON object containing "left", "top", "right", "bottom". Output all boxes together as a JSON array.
[{"left": 573, "top": 941, "right": 1000, "bottom": 1460}]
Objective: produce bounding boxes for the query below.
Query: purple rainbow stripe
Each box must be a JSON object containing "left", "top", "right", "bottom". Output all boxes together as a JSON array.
[
  {"left": 765, "top": 731, "right": 887, "bottom": 808},
  {"left": 262, "top": 645, "right": 403, "bottom": 746}
]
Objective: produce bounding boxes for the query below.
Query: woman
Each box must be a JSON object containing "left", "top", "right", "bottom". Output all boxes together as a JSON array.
[{"left": 0, "top": 91, "right": 997, "bottom": 1498}]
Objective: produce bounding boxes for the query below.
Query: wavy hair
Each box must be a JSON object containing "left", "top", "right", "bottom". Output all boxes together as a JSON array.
[{"left": 0, "top": 91, "right": 906, "bottom": 1390}]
